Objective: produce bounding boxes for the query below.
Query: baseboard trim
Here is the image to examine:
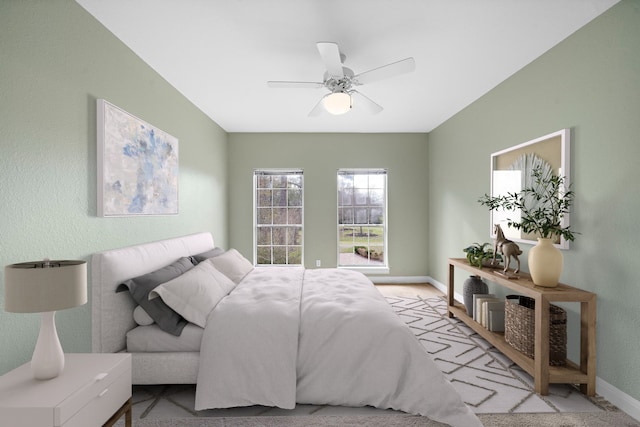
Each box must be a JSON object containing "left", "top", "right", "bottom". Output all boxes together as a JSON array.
[
  {"left": 368, "top": 275, "right": 430, "bottom": 284},
  {"left": 597, "top": 377, "right": 640, "bottom": 421},
  {"left": 427, "top": 276, "right": 463, "bottom": 302},
  {"left": 428, "top": 275, "right": 640, "bottom": 422}
]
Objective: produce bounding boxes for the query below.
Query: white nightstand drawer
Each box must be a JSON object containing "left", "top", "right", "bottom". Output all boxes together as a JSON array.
[
  {"left": 62, "top": 370, "right": 131, "bottom": 427},
  {"left": 56, "top": 355, "right": 131, "bottom": 425},
  {"left": 0, "top": 354, "right": 132, "bottom": 427}
]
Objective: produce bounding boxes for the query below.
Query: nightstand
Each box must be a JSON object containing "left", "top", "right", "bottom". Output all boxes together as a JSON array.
[{"left": 0, "top": 353, "right": 132, "bottom": 427}]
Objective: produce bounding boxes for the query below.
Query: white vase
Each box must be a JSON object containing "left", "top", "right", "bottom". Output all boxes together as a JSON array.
[{"left": 528, "top": 238, "right": 563, "bottom": 287}]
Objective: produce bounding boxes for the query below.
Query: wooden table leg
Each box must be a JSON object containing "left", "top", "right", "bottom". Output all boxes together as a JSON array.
[
  {"left": 534, "top": 297, "right": 550, "bottom": 395},
  {"left": 103, "top": 398, "right": 132, "bottom": 427},
  {"left": 126, "top": 397, "right": 132, "bottom": 427},
  {"left": 447, "top": 262, "right": 455, "bottom": 318},
  {"left": 580, "top": 297, "right": 597, "bottom": 396}
]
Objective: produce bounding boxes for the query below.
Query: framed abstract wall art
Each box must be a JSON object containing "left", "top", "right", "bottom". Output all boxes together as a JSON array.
[{"left": 97, "top": 99, "right": 178, "bottom": 217}]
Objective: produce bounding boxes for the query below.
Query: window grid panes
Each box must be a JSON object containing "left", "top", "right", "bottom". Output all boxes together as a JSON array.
[
  {"left": 337, "top": 169, "right": 387, "bottom": 267},
  {"left": 254, "top": 170, "right": 303, "bottom": 265}
]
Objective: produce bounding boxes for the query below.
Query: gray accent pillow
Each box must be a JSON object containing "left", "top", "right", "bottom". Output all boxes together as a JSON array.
[
  {"left": 192, "top": 247, "right": 225, "bottom": 263},
  {"left": 116, "top": 257, "right": 194, "bottom": 336}
]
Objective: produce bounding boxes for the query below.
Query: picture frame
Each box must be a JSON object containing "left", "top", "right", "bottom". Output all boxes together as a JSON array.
[
  {"left": 97, "top": 99, "right": 179, "bottom": 217},
  {"left": 489, "top": 128, "right": 571, "bottom": 249}
]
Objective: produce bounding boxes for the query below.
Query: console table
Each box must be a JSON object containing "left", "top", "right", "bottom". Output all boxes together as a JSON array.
[{"left": 447, "top": 258, "right": 596, "bottom": 396}]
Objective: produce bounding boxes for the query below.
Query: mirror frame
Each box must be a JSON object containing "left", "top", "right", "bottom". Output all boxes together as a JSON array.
[{"left": 489, "top": 128, "right": 571, "bottom": 249}]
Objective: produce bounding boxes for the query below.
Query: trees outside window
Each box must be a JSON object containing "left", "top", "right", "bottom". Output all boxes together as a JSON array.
[
  {"left": 337, "top": 169, "right": 387, "bottom": 268},
  {"left": 254, "top": 170, "right": 303, "bottom": 265}
]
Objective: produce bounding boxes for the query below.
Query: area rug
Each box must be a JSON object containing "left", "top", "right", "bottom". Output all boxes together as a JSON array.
[
  {"left": 129, "top": 412, "right": 640, "bottom": 427},
  {"left": 387, "top": 295, "right": 605, "bottom": 413},
  {"left": 117, "top": 295, "right": 634, "bottom": 427}
]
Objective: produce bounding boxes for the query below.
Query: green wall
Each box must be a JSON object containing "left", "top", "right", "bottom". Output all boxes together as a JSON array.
[
  {"left": 228, "top": 133, "right": 428, "bottom": 277},
  {"left": 3, "top": 0, "right": 638, "bottom": 409},
  {"left": 428, "top": 0, "right": 640, "bottom": 401},
  {"left": 0, "top": 0, "right": 228, "bottom": 374}
]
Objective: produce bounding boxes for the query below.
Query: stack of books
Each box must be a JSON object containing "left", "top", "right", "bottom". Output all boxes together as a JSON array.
[{"left": 472, "top": 294, "right": 505, "bottom": 332}]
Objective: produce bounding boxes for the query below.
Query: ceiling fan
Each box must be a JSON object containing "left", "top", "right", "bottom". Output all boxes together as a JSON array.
[{"left": 267, "top": 42, "right": 416, "bottom": 116}]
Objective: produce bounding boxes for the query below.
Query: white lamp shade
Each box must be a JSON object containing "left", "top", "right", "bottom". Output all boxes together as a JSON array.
[
  {"left": 4, "top": 260, "right": 87, "bottom": 313},
  {"left": 4, "top": 260, "right": 87, "bottom": 380},
  {"left": 323, "top": 92, "right": 352, "bottom": 115}
]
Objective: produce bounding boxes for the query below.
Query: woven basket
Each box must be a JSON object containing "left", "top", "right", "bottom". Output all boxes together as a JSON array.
[{"left": 504, "top": 295, "right": 567, "bottom": 366}]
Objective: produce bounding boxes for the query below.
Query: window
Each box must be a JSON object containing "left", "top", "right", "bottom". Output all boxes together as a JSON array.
[
  {"left": 337, "top": 169, "right": 387, "bottom": 268},
  {"left": 254, "top": 169, "right": 303, "bottom": 265}
]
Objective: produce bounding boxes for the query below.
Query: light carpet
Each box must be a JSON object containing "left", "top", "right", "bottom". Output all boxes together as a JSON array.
[
  {"left": 115, "top": 296, "right": 638, "bottom": 426},
  {"left": 128, "top": 412, "right": 640, "bottom": 427},
  {"left": 390, "top": 295, "right": 604, "bottom": 413}
]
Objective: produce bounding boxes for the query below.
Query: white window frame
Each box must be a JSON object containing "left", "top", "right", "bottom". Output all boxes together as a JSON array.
[
  {"left": 253, "top": 169, "right": 304, "bottom": 266},
  {"left": 337, "top": 168, "right": 389, "bottom": 274}
]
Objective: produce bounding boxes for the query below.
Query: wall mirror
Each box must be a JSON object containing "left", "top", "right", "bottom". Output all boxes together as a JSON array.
[{"left": 489, "top": 128, "right": 571, "bottom": 249}]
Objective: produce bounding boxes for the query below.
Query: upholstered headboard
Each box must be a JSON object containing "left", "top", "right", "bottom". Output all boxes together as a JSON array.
[{"left": 91, "top": 232, "right": 215, "bottom": 354}]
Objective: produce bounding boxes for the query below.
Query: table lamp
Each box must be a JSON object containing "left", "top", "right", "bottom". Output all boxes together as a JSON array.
[{"left": 4, "top": 259, "right": 87, "bottom": 380}]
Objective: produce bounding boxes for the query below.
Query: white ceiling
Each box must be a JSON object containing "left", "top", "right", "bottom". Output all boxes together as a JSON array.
[{"left": 76, "top": 0, "right": 619, "bottom": 133}]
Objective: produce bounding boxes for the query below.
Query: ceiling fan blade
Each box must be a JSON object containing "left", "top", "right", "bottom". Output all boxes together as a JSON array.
[
  {"left": 316, "top": 42, "right": 344, "bottom": 78},
  {"left": 353, "top": 57, "right": 415, "bottom": 85},
  {"left": 267, "top": 81, "right": 325, "bottom": 89},
  {"left": 351, "top": 91, "right": 383, "bottom": 114},
  {"left": 308, "top": 96, "right": 327, "bottom": 117}
]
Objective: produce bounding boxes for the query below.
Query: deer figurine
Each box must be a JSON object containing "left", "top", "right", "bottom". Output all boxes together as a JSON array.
[{"left": 493, "top": 224, "right": 522, "bottom": 274}]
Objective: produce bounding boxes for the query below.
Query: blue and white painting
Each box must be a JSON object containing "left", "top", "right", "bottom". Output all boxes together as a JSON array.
[{"left": 98, "top": 100, "right": 178, "bottom": 216}]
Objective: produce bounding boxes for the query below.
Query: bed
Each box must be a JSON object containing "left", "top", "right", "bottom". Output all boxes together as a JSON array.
[{"left": 91, "top": 232, "right": 481, "bottom": 427}]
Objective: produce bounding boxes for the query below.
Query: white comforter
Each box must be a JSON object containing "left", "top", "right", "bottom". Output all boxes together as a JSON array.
[{"left": 195, "top": 267, "right": 481, "bottom": 427}]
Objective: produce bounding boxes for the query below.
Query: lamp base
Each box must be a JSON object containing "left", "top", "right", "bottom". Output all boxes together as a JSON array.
[{"left": 31, "top": 311, "right": 65, "bottom": 380}]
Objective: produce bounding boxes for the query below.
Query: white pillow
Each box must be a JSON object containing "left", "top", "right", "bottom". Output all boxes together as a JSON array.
[
  {"left": 149, "top": 259, "right": 236, "bottom": 328},
  {"left": 210, "top": 248, "right": 254, "bottom": 284},
  {"left": 133, "top": 305, "right": 155, "bottom": 326}
]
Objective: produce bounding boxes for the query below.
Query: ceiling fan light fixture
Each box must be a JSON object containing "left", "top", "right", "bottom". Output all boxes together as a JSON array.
[{"left": 323, "top": 92, "right": 351, "bottom": 115}]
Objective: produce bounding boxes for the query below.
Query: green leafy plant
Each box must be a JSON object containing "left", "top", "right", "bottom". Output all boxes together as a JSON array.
[
  {"left": 478, "top": 166, "right": 577, "bottom": 242},
  {"left": 463, "top": 242, "right": 501, "bottom": 268}
]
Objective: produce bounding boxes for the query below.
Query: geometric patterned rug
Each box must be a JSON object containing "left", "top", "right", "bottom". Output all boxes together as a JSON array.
[
  {"left": 387, "top": 295, "right": 610, "bottom": 414},
  {"left": 121, "top": 296, "right": 616, "bottom": 424}
]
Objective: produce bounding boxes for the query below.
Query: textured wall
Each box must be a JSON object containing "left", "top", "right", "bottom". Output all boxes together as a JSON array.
[
  {"left": 3, "top": 0, "right": 637, "bottom": 409},
  {"left": 228, "top": 133, "right": 429, "bottom": 277},
  {"left": 427, "top": 0, "right": 640, "bottom": 401},
  {"left": 0, "top": 0, "right": 228, "bottom": 374}
]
